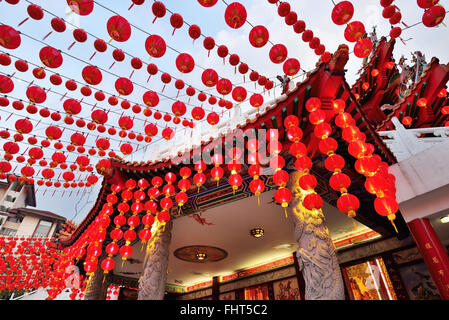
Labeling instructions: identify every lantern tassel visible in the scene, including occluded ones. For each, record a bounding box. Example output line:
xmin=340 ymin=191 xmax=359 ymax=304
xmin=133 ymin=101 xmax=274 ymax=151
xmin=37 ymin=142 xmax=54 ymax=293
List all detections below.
xmin=284 ymin=207 xmax=288 ymax=219
xmin=108 ymin=38 xmax=113 ymax=44
xmin=102 ymin=275 xmax=105 ymax=284
xmin=172 ymin=28 xmax=176 ymax=36
xmin=147 ymin=75 xmax=151 ymax=83
xmin=42 ymin=31 xmax=53 ymax=41
xmin=129 ymin=70 xmax=135 ymax=79
xmin=152 ymin=17 xmax=158 ymax=24
xmin=257 ymin=195 xmax=260 ymax=207
xmin=67 ymin=41 xmax=76 ymax=50
xmin=89 ymin=52 xmax=97 ymax=61
xmin=109 ymin=62 xmax=115 ymax=70
xmin=390 ymin=220 xmax=398 ymax=233
xmin=18 ymin=17 xmax=29 ymax=27
xmin=121 ymin=260 xmax=125 ymax=268
xmin=162 ymin=85 xmax=166 ymax=92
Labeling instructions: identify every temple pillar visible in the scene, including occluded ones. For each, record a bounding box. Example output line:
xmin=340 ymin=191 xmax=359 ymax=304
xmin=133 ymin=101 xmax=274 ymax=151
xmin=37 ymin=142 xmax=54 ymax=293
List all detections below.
xmin=137 ymin=221 xmax=173 ymax=300
xmin=408 ymin=218 xmax=449 ymax=300
xmin=287 ymin=171 xmax=345 ymax=300
xmin=84 ymin=259 xmax=104 ymax=300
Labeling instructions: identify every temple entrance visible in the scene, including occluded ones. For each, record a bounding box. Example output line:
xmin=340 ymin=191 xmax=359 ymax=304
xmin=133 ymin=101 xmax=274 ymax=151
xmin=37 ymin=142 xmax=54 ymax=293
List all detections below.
xmin=109 ymin=189 xmax=376 ymax=300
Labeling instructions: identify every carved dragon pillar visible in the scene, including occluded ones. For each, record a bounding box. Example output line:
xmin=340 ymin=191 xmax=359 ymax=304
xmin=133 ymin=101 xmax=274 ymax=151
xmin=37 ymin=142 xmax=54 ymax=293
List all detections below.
xmin=288 ymin=171 xmax=345 ymax=300
xmin=137 ymin=221 xmax=173 ymax=300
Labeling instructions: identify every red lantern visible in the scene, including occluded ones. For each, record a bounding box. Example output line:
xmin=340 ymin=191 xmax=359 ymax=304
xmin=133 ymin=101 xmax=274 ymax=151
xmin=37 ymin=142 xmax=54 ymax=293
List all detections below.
xmin=303 ymin=193 xmax=323 ymax=211
xmin=39 ymin=46 xmax=63 ymax=68
xmin=170 ymin=13 xmax=184 ymax=35
xmin=202 ymin=69 xmax=218 ymax=87
xmin=232 ymin=86 xmax=247 ymax=103
xmin=283 ymin=58 xmax=300 ymax=76
xmin=172 ymin=101 xmax=186 ymax=117
xmin=0 ymin=25 xmax=21 ymax=50
xmin=269 ymin=44 xmax=288 ymax=64
xmin=331 ymin=1 xmax=354 ymax=25
xmin=207 ymin=112 xmax=219 ymax=125
xmin=217 ymin=45 xmax=229 ymax=62
xmin=337 ymin=194 xmax=360 ymax=218
xmin=249 ymin=25 xmax=269 ymax=48
xmin=162 ymin=127 xmax=174 ymax=140
xmin=198 ymin=0 xmax=218 ymax=6
xmin=354 ymin=38 xmax=373 ymax=58
xmin=422 ymin=5 xmax=446 ymax=27
xmin=176 ymin=53 xmax=195 ymax=73
xmin=344 ymin=21 xmax=365 ymax=42
xmin=107 ymin=16 xmax=131 ymax=42
xmin=216 ymin=78 xmax=232 ymax=96
xmin=250 ymin=94 xmax=264 ymax=108
xmin=15 ymin=118 xmax=33 ymax=134
xmin=143 ymin=91 xmax=159 ymax=108
xmin=274 ymin=188 xmax=292 ymax=208
xmin=278 ymin=2 xmax=291 ymax=17
xmin=145 ymin=35 xmax=166 ymax=58
xmin=115 ymin=77 xmax=134 ymax=96
xmin=151 ymin=1 xmax=166 ymax=23
xmin=224 ymin=2 xmax=247 ymax=29
xmin=188 ymin=24 xmax=201 ymax=41
xmin=82 ymin=66 xmax=102 ymax=85
xmin=203 ymin=37 xmax=215 ymax=56
xmin=0 ymin=75 xmax=14 ymax=94
xmin=228 ymin=173 xmax=242 ymax=191
xmin=120 ymin=143 xmax=133 ymax=155
xmin=63 ymin=99 xmax=82 ymax=115
xmin=26 ymin=86 xmax=47 ymax=104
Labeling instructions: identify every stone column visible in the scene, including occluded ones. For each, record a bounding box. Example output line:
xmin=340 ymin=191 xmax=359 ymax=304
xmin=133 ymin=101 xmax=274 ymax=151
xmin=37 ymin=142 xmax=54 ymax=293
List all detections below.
xmin=84 ymin=259 xmax=104 ymax=300
xmin=137 ymin=221 xmax=173 ymax=300
xmin=408 ymin=218 xmax=449 ymax=300
xmin=287 ymin=171 xmax=345 ymax=300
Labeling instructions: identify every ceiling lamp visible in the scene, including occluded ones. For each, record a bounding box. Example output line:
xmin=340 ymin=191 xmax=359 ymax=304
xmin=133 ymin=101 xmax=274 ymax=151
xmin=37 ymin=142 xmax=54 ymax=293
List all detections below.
xmin=196 ymin=252 xmax=207 ymax=261
xmin=440 ymin=215 xmax=449 ymax=224
xmin=250 ymin=227 xmax=264 ymax=238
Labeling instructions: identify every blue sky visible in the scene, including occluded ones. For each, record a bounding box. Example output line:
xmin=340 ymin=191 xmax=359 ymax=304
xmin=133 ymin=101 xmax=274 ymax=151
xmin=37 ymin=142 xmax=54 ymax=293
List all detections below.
xmin=0 ymin=0 xmax=448 ymax=223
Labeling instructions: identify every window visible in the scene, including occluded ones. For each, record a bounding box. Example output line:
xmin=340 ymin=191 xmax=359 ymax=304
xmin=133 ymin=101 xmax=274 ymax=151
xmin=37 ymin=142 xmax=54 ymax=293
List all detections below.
xmin=33 ymin=220 xmax=52 ymax=238
xmin=0 ymin=227 xmax=17 ymax=236
xmin=5 ymin=195 xmax=16 ymax=202
xmin=10 ymin=180 xmax=23 ymax=192
xmin=6 ymin=216 xmax=23 ymax=224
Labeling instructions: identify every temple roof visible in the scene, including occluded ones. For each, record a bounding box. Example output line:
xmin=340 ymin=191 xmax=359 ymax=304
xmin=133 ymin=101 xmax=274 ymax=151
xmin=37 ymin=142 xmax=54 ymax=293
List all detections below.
xmin=60 ymin=46 xmax=409 ymax=247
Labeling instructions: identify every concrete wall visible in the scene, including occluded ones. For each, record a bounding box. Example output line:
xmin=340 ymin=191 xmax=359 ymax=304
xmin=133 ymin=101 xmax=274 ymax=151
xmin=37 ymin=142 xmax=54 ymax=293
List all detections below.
xmin=391 ymin=140 xmax=449 ymax=222
xmin=16 ymin=215 xmax=40 ymax=237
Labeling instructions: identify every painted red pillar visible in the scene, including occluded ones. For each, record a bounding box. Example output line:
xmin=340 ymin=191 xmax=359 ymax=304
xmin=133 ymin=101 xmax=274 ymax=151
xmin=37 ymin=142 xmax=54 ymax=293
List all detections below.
xmin=408 ymin=218 xmax=449 ymax=300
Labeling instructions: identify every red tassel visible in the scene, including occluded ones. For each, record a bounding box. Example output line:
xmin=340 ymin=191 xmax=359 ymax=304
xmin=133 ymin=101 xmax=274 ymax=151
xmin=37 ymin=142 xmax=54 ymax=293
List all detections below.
xmin=152 ymin=17 xmax=157 ymax=24
xmin=109 ymin=62 xmax=116 ymax=69
xmin=128 ymin=3 xmax=135 ymax=10
xmin=208 ymin=50 xmax=210 ymax=57
xmin=60 ymin=92 xmax=67 ymax=101
xmin=162 ymin=84 xmax=166 ymax=92
xmin=68 ymin=41 xmax=76 ymax=50
xmin=172 ymin=28 xmax=176 ymax=36
xmin=42 ymin=31 xmax=53 ymax=41
xmin=147 ymin=75 xmax=151 ymax=83
xmin=129 ymin=70 xmax=135 ymax=79
xmin=18 ymin=17 xmax=29 ymax=26
xmin=89 ymin=52 xmax=97 ymax=61
xmin=176 ymin=90 xmax=180 ymax=98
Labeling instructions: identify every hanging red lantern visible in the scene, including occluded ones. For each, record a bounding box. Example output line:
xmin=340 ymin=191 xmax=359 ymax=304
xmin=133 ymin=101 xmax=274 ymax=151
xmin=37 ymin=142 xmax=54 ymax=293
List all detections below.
xmin=250 ymin=94 xmax=264 ymax=109
xmin=191 ymin=107 xmax=205 ymax=120
xmin=224 ymin=2 xmax=247 ymax=29
xmin=283 ymin=58 xmax=300 ymax=76
xmin=203 ymin=37 xmax=215 ymax=56
xmin=162 ymin=127 xmax=174 ymax=140
xmin=207 ymin=112 xmax=219 ymax=125
xmin=217 ymin=45 xmax=229 ymax=63
xmin=172 ymin=101 xmax=186 ymax=117
xmin=82 ymin=66 xmax=102 ymax=85
xmin=71 ymin=132 xmax=86 ymax=146
xmin=89 ymin=39 xmax=107 ymax=60
xmin=63 ymin=99 xmax=82 ymax=115
xmin=143 ymin=91 xmax=159 ymax=108
xmin=118 ymin=116 xmax=133 ymax=130
xmin=422 ymin=5 xmax=446 ymax=27
xmin=0 ymin=25 xmax=21 ymax=50
xmin=198 ymin=0 xmax=218 ymax=6
xmin=115 ymin=77 xmax=134 ymax=96
xmin=67 ymin=0 xmax=94 ymax=16
xmin=68 ymin=28 xmax=87 ymax=50
xmin=0 ymin=75 xmax=14 ymax=94
xmin=337 ymin=194 xmax=360 ymax=218
xmin=269 ymin=44 xmax=288 ymax=64
xmin=331 ymin=1 xmax=354 ymax=25
xmin=170 ymin=13 xmax=184 ymax=35
xmin=216 ymin=78 xmax=232 ymax=96
xmin=274 ymin=188 xmax=292 ymax=209
xmin=151 ymin=1 xmax=166 ymax=23
xmin=354 ymin=38 xmax=373 ymax=58
xmin=277 ymin=2 xmax=291 ymax=17
xmin=232 ymin=86 xmax=247 ymax=103
xmin=189 ymin=24 xmax=201 ymax=41
xmin=120 ymin=143 xmax=133 ymax=155
xmin=344 ymin=21 xmax=365 ymax=42
xmin=176 ymin=53 xmax=195 ymax=73
xmin=107 ymin=16 xmax=131 ymax=42
xmin=145 ymin=35 xmax=166 ymax=58
xmin=39 ymin=46 xmax=63 ymax=69
xmin=202 ymin=69 xmax=218 ymax=87
xmin=303 ymin=193 xmax=323 ymax=211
